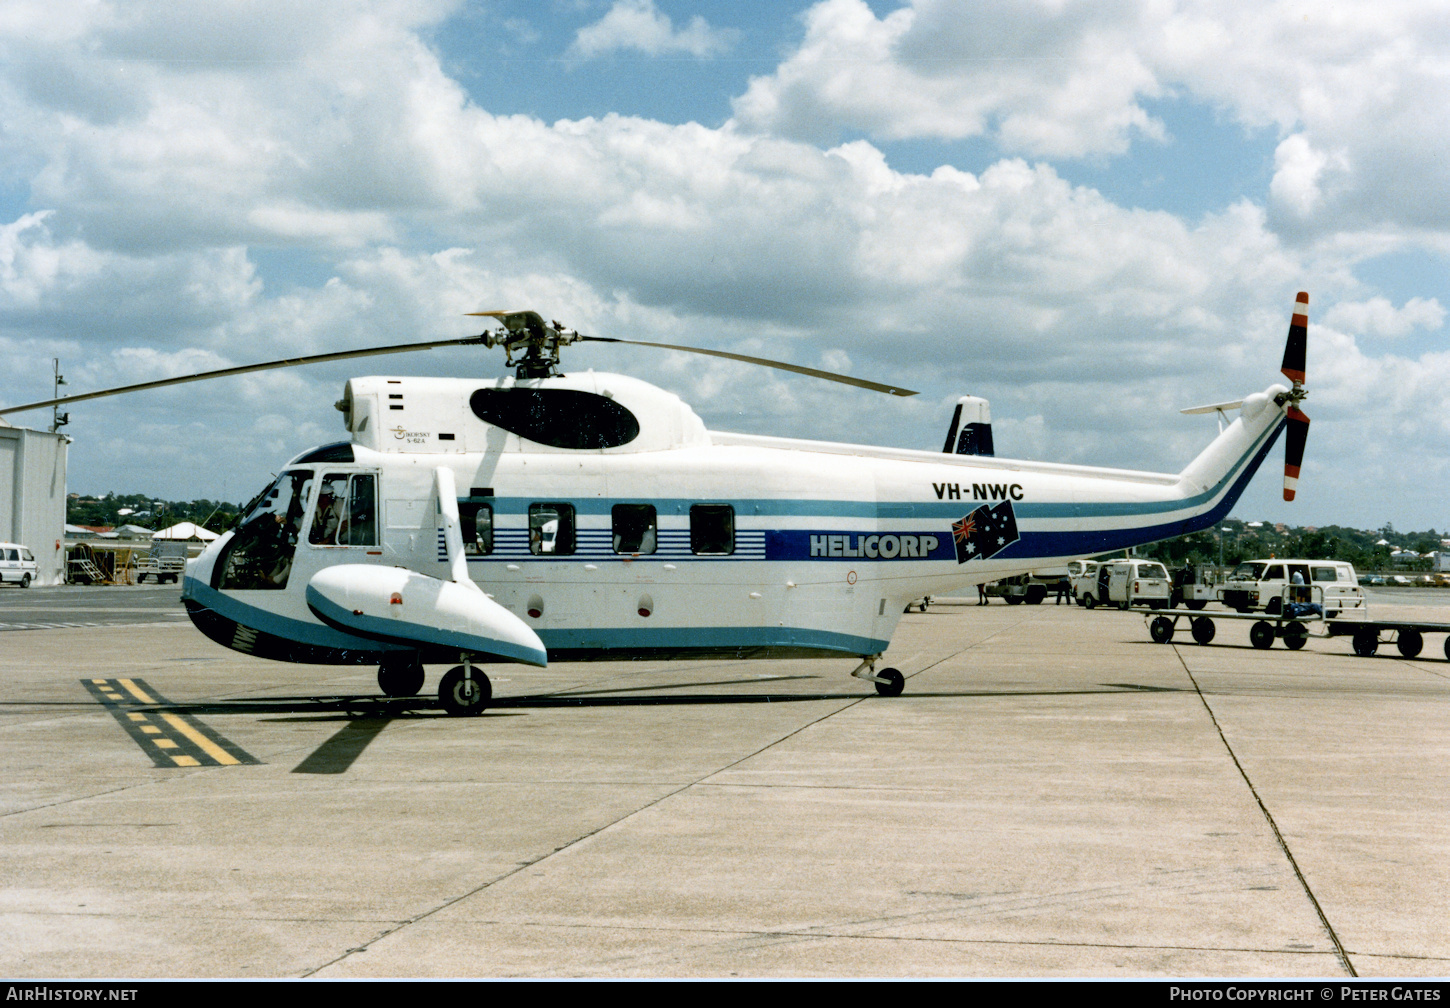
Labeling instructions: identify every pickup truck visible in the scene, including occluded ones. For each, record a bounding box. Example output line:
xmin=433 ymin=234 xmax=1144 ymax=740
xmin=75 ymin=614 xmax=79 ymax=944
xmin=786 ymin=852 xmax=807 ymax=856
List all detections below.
xmin=134 ymin=541 xmax=189 ymax=584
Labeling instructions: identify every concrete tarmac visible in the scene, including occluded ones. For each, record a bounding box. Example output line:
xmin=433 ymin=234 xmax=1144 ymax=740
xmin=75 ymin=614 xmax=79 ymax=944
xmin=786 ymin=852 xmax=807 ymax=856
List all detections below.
xmin=2 ymin=588 xmax=1448 ymax=979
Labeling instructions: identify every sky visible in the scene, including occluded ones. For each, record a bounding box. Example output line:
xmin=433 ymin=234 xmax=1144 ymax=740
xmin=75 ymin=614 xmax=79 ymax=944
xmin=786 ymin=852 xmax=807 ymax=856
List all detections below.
xmin=2 ymin=0 xmax=1447 ymax=532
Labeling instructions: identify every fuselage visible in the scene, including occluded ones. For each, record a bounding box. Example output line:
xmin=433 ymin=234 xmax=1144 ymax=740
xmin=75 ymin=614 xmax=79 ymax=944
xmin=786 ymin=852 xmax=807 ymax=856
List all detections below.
xmin=181 ymin=370 xmax=1287 ymax=667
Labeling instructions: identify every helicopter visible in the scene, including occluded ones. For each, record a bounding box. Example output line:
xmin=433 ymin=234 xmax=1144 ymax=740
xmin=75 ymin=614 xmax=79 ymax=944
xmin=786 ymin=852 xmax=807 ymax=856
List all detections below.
xmin=0 ymin=294 xmax=1312 ymax=715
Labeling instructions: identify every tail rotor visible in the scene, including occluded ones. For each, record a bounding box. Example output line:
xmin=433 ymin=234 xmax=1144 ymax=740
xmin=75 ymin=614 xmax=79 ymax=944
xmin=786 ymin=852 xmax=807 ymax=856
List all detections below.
xmin=1277 ymin=291 xmax=1310 ymax=501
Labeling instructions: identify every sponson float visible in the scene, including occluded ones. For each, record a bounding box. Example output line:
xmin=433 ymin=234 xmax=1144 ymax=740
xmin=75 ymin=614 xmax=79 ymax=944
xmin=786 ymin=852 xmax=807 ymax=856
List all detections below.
xmin=0 ymin=295 xmax=1313 ymax=714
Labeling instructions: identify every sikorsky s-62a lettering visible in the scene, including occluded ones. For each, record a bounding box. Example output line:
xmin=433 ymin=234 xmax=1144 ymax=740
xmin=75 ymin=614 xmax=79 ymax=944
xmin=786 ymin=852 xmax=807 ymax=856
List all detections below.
xmin=1 ymin=294 xmax=1312 ymax=714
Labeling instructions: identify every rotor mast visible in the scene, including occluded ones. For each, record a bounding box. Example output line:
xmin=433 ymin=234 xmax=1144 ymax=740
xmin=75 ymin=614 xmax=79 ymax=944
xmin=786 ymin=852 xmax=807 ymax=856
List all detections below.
xmin=467 ymin=310 xmax=581 ymax=379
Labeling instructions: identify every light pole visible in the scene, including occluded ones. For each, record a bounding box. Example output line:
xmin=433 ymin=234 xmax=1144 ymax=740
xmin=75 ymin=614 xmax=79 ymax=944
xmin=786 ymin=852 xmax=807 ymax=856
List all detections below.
xmin=49 ymin=359 xmax=69 ymax=434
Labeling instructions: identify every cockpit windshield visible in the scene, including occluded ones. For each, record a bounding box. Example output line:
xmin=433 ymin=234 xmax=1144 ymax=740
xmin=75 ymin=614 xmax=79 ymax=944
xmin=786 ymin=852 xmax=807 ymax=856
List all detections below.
xmin=214 ymin=470 xmax=314 ymax=590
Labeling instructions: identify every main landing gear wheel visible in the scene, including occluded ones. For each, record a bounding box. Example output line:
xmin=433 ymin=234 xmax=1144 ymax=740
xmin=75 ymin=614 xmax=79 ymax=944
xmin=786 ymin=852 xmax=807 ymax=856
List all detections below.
xmin=378 ymin=659 xmax=425 ymax=697
xmin=1397 ymin=630 xmax=1424 ymax=658
xmin=440 ymin=665 xmax=491 ymax=716
xmin=1191 ymin=617 xmax=1216 ymax=645
xmin=1352 ymin=628 xmax=1379 ymax=657
xmin=1283 ymin=621 xmax=1308 ymax=650
xmin=1150 ymin=616 xmax=1175 ymax=644
xmin=1249 ymin=621 xmax=1275 ymax=650
xmin=874 ymin=668 xmax=905 ymax=697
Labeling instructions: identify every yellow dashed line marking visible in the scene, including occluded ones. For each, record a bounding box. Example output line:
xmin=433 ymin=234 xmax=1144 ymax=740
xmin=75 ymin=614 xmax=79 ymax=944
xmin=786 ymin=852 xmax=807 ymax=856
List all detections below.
xmin=81 ymin=678 xmax=261 ymax=769
xmin=159 ymin=713 xmax=242 ymax=766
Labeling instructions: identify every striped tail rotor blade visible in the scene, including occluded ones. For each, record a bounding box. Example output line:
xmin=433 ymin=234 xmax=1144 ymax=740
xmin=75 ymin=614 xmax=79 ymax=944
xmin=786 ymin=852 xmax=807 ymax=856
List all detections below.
xmin=1282 ymin=290 xmax=1308 ymax=384
xmin=1283 ymin=406 xmax=1310 ymax=501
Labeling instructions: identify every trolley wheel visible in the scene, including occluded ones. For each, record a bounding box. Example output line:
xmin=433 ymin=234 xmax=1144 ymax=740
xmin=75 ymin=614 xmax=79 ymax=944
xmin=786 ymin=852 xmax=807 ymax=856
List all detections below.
xmin=1283 ymin=622 xmax=1308 ymax=650
xmin=1149 ymin=616 xmax=1175 ymax=644
xmin=1444 ymin=635 xmax=1450 ymax=662
xmin=1249 ymin=621 xmax=1275 ymax=650
xmin=1191 ymin=616 xmax=1216 ymax=645
xmin=1397 ymin=630 xmax=1424 ymax=658
xmin=1185 ymin=600 xmax=1207 ymax=611
xmin=873 ymin=668 xmax=905 ymax=697
xmin=1352 ymin=628 xmax=1379 ymax=657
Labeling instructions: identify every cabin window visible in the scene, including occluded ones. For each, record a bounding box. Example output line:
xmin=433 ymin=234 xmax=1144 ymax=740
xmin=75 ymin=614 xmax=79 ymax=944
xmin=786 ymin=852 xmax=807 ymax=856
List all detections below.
xmin=690 ymin=504 xmax=734 ymax=555
xmin=469 ymin=388 xmax=640 ymax=449
xmin=529 ymin=503 xmax=576 ymax=555
xmin=308 ymin=473 xmax=377 ymax=546
xmin=460 ymin=502 xmax=494 ymax=555
xmin=1264 ymin=564 xmax=1284 ymax=580
xmin=1311 ymin=566 xmax=1338 ymax=583
xmin=612 ymin=504 xmax=657 ymax=554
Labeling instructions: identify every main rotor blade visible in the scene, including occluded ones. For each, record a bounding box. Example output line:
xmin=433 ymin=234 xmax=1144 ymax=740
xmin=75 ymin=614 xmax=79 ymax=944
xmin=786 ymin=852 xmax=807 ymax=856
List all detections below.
xmin=0 ymin=336 xmax=489 ymax=416
xmin=580 ymin=336 xmax=918 ymax=397
xmin=1283 ymin=406 xmax=1310 ymax=501
xmin=1282 ymin=290 xmax=1308 ymax=384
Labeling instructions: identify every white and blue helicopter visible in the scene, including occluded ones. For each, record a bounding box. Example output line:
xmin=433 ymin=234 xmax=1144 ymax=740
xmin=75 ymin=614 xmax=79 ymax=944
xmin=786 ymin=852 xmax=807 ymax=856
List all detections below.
xmin=2 ymin=294 xmax=1312 ymax=714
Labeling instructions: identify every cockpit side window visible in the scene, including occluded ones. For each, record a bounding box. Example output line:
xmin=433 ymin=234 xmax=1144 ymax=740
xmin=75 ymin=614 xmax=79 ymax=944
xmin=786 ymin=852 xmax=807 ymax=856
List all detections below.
xmin=308 ymin=473 xmax=378 ymax=547
xmin=215 ymin=469 xmax=313 ymax=589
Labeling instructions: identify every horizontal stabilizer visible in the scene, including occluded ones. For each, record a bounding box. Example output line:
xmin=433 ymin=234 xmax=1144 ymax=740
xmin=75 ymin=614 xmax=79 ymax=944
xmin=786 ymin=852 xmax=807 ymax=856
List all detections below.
xmin=1181 ymin=399 xmax=1244 ymax=415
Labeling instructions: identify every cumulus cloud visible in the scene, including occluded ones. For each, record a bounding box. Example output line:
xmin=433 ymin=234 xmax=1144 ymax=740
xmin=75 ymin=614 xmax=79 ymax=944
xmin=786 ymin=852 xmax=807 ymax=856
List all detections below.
xmin=570 ymin=0 xmax=739 ymax=59
xmin=0 ymin=0 xmax=1447 ymax=527
xmin=733 ymin=0 xmax=1450 ymax=244
xmin=1321 ymin=296 xmax=1446 ymax=339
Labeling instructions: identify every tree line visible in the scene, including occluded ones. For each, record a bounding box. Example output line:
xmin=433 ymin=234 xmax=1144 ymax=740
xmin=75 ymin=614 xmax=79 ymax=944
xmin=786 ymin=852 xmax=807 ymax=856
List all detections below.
xmin=68 ymin=493 xmax=241 ymax=533
xmin=1134 ymin=521 xmax=1445 ymax=572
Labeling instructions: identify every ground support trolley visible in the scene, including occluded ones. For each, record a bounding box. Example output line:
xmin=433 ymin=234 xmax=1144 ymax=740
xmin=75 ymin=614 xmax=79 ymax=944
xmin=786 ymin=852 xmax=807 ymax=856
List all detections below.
xmin=1141 ymin=608 xmax=1322 ymax=650
xmin=1325 ymin=619 xmax=1450 ymax=660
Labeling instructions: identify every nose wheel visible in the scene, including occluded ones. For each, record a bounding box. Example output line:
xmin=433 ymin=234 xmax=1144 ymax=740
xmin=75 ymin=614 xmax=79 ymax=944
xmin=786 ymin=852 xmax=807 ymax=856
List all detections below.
xmin=850 ymin=656 xmax=906 ymax=696
xmin=440 ymin=664 xmax=491 ymax=716
xmin=873 ymin=668 xmax=905 ymax=696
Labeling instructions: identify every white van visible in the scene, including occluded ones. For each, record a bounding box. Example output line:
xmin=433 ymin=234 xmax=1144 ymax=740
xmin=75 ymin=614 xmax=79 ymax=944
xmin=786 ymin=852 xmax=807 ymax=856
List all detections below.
xmin=1080 ymin=558 xmax=1172 ymax=609
xmin=1218 ymin=559 xmax=1364 ymax=616
xmin=0 ymin=543 xmax=37 ymax=588
xmin=1068 ymin=560 xmax=1100 ymax=604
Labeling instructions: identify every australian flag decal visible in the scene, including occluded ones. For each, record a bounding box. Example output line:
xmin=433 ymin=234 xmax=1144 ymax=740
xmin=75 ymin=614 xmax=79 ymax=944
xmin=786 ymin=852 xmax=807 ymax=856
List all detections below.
xmin=951 ymin=501 xmax=1020 ymax=564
